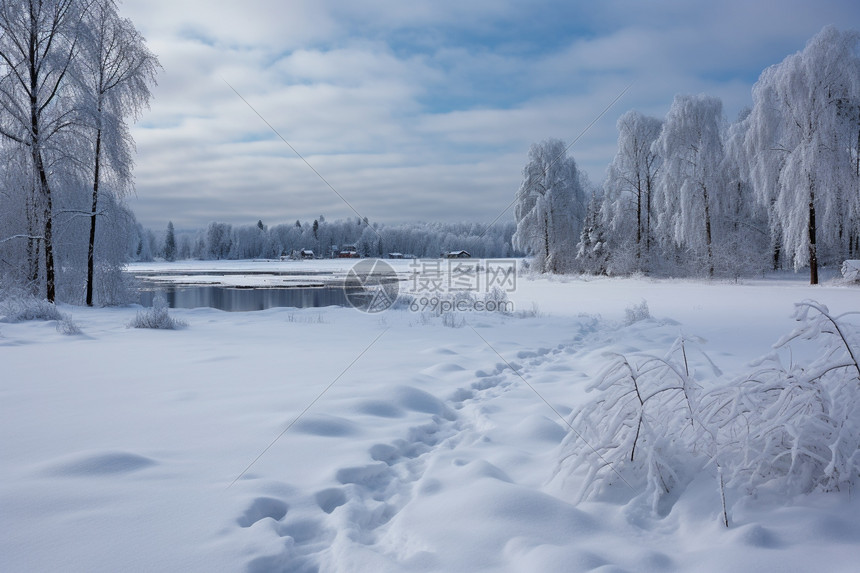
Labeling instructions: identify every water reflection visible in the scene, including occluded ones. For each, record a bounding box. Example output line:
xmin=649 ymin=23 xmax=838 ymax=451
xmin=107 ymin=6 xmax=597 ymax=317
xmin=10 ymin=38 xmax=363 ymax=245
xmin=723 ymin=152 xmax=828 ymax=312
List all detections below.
xmin=139 ymin=285 xmax=353 ymax=312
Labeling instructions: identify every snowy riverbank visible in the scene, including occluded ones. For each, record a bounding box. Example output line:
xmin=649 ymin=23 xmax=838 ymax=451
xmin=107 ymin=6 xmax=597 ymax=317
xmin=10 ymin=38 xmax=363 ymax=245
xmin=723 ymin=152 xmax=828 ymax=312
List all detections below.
xmin=2 ymin=268 xmax=858 ymax=572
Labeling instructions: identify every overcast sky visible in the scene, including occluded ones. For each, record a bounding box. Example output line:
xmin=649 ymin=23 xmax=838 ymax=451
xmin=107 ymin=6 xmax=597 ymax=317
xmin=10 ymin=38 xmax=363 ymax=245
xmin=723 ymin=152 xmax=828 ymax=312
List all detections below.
xmin=121 ymin=0 xmax=859 ymax=231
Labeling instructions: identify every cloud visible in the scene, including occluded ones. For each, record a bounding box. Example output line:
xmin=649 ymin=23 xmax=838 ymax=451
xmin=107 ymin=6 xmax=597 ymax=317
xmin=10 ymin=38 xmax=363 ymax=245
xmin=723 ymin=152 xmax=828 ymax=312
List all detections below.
xmin=122 ymin=0 xmax=860 ymax=230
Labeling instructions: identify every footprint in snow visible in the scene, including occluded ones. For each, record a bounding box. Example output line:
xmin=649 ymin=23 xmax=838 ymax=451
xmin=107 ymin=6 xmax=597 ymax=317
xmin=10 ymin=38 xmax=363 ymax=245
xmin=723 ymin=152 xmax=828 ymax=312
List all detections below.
xmin=369 ymin=443 xmax=400 ymax=465
xmin=353 ymin=399 xmax=405 ymax=418
xmin=335 ymin=463 xmax=393 ymax=490
xmin=237 ymin=497 xmax=288 ymax=527
xmin=292 ymin=414 xmax=359 ymax=437
xmin=393 ymin=385 xmax=456 ymax=420
xmin=314 ymin=488 xmax=348 ymax=514
xmin=43 ymin=451 xmax=156 ymax=477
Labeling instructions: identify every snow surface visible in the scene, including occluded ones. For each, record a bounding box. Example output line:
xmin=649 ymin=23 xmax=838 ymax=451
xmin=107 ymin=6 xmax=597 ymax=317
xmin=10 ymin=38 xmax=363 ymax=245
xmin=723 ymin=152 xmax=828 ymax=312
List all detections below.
xmin=2 ymin=263 xmax=859 ymax=572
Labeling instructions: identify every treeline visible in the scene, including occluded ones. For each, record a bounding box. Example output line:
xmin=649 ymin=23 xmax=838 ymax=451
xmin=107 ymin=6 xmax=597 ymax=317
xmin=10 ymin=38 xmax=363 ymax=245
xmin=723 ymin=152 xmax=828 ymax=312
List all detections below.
xmin=515 ymin=27 xmax=860 ymax=283
xmin=136 ymin=217 xmax=521 ymax=261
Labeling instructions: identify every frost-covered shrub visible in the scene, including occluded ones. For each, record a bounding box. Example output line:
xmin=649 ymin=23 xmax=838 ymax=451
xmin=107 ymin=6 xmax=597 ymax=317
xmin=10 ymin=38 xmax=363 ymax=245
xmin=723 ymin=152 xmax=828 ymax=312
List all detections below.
xmin=56 ymin=314 xmax=82 ymax=335
xmin=559 ymin=300 xmax=860 ymax=521
xmin=441 ymin=311 xmax=466 ymax=328
xmin=483 ymin=286 xmax=513 ymax=313
xmin=701 ymin=301 xmax=860 ymax=496
xmin=94 ymin=262 xmax=136 ymax=306
xmin=555 ymin=336 xmax=705 ymax=511
xmin=515 ymin=301 xmax=542 ymax=319
xmin=710 ymin=237 xmax=769 ymax=281
xmin=624 ymin=300 xmax=651 ymax=325
xmin=605 ymin=241 xmax=639 ymax=276
xmin=1 ymin=294 xmax=65 ymax=322
xmin=0 ymin=294 xmax=81 ymax=335
xmin=436 ymin=291 xmax=475 ymax=328
xmin=128 ymin=293 xmax=186 ymax=329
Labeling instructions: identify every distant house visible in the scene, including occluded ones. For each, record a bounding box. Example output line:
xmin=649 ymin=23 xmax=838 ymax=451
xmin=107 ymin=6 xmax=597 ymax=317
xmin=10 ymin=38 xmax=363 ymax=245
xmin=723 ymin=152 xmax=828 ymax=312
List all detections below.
xmin=388 ymin=252 xmax=404 ymax=259
xmin=300 ymin=249 xmax=315 ymax=259
xmin=444 ymin=250 xmax=471 ymax=259
xmin=338 ymin=245 xmax=359 ymax=258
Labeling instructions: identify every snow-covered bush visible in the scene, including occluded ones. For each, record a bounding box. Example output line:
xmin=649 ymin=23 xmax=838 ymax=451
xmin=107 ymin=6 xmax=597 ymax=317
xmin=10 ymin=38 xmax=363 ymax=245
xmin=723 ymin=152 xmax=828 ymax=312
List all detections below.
xmin=128 ymin=293 xmax=186 ymax=329
xmin=624 ymin=300 xmax=651 ymax=325
xmin=56 ymin=313 xmax=82 ymax=335
xmin=286 ymin=312 xmax=326 ymax=324
xmin=0 ymin=294 xmax=81 ymax=335
xmin=93 ymin=261 xmax=137 ymax=306
xmin=604 ymin=243 xmax=638 ymax=277
xmin=441 ymin=311 xmax=466 ymax=328
xmin=484 ymin=285 xmax=510 ymax=310
xmin=556 ymin=336 xmax=704 ymax=511
xmin=701 ymin=301 xmax=860 ymax=496
xmin=515 ymin=301 xmax=542 ymax=319
xmin=0 ymin=294 xmax=65 ymax=322
xmin=559 ymin=300 xmax=860 ymax=520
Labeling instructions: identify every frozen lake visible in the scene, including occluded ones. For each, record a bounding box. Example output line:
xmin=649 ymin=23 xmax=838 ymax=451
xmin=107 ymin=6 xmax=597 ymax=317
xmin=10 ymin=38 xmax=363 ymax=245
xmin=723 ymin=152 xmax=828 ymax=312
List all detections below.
xmin=137 ymin=284 xmax=354 ymax=311
xmin=130 ymin=259 xmax=404 ymax=311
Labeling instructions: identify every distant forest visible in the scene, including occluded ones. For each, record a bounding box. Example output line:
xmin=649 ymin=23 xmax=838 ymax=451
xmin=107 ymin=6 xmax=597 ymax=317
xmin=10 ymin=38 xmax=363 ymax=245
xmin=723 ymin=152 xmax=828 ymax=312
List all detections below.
xmin=136 ymin=218 xmax=522 ymax=262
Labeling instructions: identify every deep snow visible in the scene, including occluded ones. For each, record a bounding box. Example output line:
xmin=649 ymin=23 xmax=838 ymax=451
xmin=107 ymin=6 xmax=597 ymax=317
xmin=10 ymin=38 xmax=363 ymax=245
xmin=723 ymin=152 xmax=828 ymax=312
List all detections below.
xmin=2 ymin=261 xmax=859 ymax=572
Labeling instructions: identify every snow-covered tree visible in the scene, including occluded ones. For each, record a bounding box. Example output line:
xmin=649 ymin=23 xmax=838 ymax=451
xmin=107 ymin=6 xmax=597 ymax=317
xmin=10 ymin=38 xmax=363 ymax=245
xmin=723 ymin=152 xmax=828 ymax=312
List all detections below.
xmin=0 ymin=150 xmax=39 ymax=291
xmin=0 ymin=1 xmax=155 ymax=303
xmin=575 ymin=190 xmax=610 ymax=275
xmin=229 ymin=223 xmax=266 ymax=259
xmin=206 ymin=222 xmax=232 ymax=259
xmin=653 ymin=94 xmax=726 ymax=276
xmin=87 ymin=191 xmax=136 ymax=304
xmin=163 ymin=221 xmax=176 ymax=262
xmin=177 ymin=235 xmax=192 ymax=260
xmin=603 ymin=111 xmax=663 ymax=271
xmin=356 ymin=224 xmax=381 ymax=257
xmin=512 ymin=139 xmax=586 ymax=273
xmin=78 ymin=0 xmax=159 ymax=304
xmin=715 ymin=110 xmax=771 ymax=278
xmin=745 ymin=27 xmax=860 ymax=284
xmin=0 ymin=0 xmax=87 ymax=301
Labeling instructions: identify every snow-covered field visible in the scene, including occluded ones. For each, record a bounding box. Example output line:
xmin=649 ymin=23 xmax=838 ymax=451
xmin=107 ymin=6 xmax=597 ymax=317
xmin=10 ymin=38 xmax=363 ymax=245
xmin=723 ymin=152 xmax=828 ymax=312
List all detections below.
xmin=2 ymin=261 xmax=859 ymax=572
